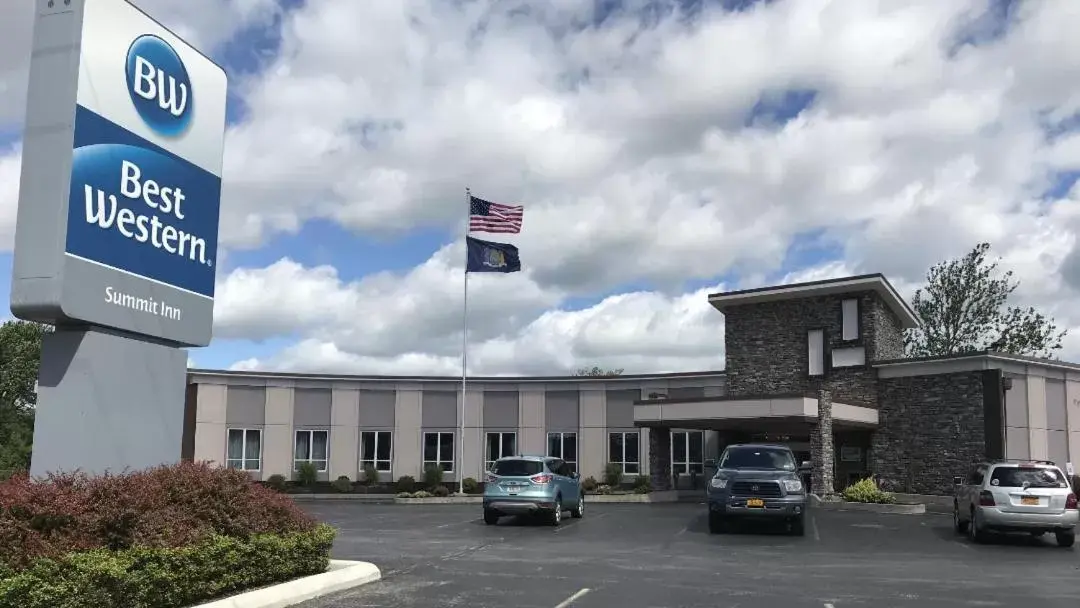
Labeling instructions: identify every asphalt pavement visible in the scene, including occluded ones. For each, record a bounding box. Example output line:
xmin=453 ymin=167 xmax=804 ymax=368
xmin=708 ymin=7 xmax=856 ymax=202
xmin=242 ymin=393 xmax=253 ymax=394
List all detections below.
xmin=297 ymin=500 xmax=1080 ymax=608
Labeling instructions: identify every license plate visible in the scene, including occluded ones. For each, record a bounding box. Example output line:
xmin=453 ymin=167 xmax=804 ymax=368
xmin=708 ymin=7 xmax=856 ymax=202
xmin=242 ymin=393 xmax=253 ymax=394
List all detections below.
xmin=1021 ymin=496 xmax=1039 ymax=506
xmin=746 ymin=498 xmax=765 ymax=508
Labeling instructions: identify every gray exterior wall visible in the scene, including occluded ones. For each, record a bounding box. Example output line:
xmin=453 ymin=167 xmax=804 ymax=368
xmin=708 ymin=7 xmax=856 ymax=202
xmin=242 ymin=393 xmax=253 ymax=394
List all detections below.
xmin=358 ymin=390 xmax=396 ymax=429
xmin=483 ymin=391 xmax=519 ymax=430
xmin=872 ymin=371 xmax=987 ymax=495
xmin=294 ymin=388 xmax=332 ymax=427
xmin=723 ymin=291 xmax=903 ymax=407
xmin=226 ymin=386 xmax=265 ymax=425
xmin=545 ymin=390 xmax=580 ymax=432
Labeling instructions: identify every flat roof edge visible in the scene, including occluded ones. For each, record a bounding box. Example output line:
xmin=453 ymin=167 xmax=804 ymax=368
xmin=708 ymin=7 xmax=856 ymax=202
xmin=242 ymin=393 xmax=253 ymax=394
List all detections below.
xmin=187 ymin=368 xmax=728 ymax=383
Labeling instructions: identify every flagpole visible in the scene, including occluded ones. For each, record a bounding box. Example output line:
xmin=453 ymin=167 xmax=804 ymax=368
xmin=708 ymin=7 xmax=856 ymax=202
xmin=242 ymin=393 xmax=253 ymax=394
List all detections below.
xmin=459 ymin=187 xmax=470 ymax=495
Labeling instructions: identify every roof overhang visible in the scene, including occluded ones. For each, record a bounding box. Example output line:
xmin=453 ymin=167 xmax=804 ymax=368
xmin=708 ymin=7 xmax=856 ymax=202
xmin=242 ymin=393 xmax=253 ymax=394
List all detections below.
xmin=633 ymin=397 xmax=878 ymax=429
xmin=707 ymin=273 xmax=920 ymax=330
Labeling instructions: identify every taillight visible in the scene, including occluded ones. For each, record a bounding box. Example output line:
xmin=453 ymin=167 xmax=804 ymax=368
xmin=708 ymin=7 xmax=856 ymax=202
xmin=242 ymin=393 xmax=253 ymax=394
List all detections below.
xmin=1066 ymin=493 xmax=1078 ymax=510
xmin=530 ymin=474 xmax=553 ymax=485
xmin=979 ymin=490 xmax=996 ymax=506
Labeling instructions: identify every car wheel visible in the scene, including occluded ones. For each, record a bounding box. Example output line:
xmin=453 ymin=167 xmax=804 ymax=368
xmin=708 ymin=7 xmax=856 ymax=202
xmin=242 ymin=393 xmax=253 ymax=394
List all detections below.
xmin=790 ymin=514 xmax=806 ymax=536
xmin=549 ymin=498 xmax=563 ymax=526
xmin=708 ymin=511 xmax=726 ymax=534
xmin=483 ymin=509 xmax=499 ymax=525
xmin=570 ymin=493 xmax=584 ymax=518
xmin=1055 ymin=530 xmax=1075 ymax=548
xmin=953 ymin=502 xmax=968 ymax=534
xmin=968 ymin=508 xmax=987 ymax=544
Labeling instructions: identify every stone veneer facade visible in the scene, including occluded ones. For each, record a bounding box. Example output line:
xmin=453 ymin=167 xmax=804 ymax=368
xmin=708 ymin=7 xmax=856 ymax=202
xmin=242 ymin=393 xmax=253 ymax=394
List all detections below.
xmin=871 ymin=371 xmax=988 ymax=495
xmin=723 ymin=291 xmax=905 ymax=406
xmin=810 ymin=390 xmax=835 ymax=495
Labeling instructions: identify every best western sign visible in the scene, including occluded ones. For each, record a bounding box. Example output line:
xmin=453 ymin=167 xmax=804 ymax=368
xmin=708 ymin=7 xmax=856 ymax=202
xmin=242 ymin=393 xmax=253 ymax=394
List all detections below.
xmin=10 ymin=0 xmax=227 ymax=347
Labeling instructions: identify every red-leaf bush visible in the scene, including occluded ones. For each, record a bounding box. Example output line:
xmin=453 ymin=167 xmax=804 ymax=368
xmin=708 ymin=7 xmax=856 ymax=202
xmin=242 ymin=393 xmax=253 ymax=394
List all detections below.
xmin=0 ymin=461 xmax=316 ymax=571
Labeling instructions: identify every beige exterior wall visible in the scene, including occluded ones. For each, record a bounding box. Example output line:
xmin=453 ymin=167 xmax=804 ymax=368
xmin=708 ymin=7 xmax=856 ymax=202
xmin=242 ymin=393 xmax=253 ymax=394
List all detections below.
xmin=329 ymin=388 xmax=360 ymax=480
xmin=460 ymin=388 xmax=483 ymax=482
xmin=578 ymin=388 xmax=606 ymax=480
xmin=262 ymin=387 xmax=295 ymax=479
xmin=393 ymin=385 xmax=423 ymax=479
xmin=193 ymin=383 xmax=226 ymax=465
xmin=189 ymin=370 xmax=732 ymax=485
xmin=518 ymin=387 xmax=546 ymax=457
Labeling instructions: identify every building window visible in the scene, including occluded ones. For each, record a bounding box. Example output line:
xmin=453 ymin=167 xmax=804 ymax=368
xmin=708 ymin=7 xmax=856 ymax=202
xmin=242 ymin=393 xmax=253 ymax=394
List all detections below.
xmin=294 ymin=429 xmax=329 ymax=472
xmin=671 ymin=430 xmax=704 ymax=475
xmin=226 ymin=428 xmax=261 ymax=471
xmin=842 ymin=299 xmax=859 ymax=341
xmin=808 ymin=329 xmax=824 ymax=376
xmin=360 ymin=431 xmax=393 ymax=473
xmin=485 ymin=432 xmax=517 ymax=470
xmin=609 ymin=431 xmax=640 ymax=475
xmin=547 ymin=432 xmax=578 ymax=474
xmin=423 ymin=431 xmax=455 ymax=472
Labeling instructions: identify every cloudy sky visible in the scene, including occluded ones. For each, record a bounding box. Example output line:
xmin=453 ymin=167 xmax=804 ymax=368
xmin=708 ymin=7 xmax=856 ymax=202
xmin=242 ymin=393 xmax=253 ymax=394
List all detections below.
xmin=1 ymin=0 xmax=1079 ymax=376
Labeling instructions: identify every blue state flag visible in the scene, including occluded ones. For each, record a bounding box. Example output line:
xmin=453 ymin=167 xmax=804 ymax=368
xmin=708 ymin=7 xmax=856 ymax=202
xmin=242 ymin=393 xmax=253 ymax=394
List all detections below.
xmin=466 ymin=236 xmax=521 ymax=274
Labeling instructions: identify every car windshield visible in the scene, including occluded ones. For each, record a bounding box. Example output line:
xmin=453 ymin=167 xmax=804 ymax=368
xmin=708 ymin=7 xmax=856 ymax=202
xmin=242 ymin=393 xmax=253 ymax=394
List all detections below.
xmin=990 ymin=466 xmax=1067 ymax=489
xmin=719 ymin=447 xmax=795 ymax=471
xmin=491 ymin=459 xmax=544 ymax=476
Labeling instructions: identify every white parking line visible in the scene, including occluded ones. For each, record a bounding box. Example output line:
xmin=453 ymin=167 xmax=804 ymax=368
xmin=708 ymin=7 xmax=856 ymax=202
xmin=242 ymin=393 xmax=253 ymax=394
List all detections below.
xmin=811 ymin=515 xmax=821 ymax=541
xmin=554 ymin=588 xmax=591 ymax=608
xmin=824 ymin=603 xmax=835 ymax=608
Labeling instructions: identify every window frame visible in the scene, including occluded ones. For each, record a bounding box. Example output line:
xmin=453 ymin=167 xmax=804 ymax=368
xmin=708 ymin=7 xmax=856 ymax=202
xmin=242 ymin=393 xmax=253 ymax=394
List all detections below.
xmin=422 ymin=431 xmax=456 ymax=474
xmin=807 ymin=328 xmax=826 ymax=377
xmin=670 ymin=430 xmax=705 ymax=476
xmin=608 ymin=431 xmax=641 ymax=475
xmin=293 ymin=429 xmax=329 ymax=472
xmin=226 ymin=427 xmax=262 ymax=471
xmin=841 ymin=298 xmax=860 ymax=341
xmin=360 ymin=430 xmax=393 ymax=473
xmin=485 ymin=431 xmax=518 ymax=471
xmin=546 ymin=431 xmax=578 ymax=474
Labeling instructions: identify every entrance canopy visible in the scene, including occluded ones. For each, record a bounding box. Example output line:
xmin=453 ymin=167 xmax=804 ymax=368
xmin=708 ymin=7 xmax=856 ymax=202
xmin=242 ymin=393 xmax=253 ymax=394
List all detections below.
xmin=633 ymin=396 xmax=878 ymax=430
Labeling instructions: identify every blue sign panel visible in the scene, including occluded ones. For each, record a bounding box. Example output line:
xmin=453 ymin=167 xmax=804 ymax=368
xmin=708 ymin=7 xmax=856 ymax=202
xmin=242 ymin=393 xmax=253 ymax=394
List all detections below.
xmin=65 ymin=106 xmax=220 ymax=298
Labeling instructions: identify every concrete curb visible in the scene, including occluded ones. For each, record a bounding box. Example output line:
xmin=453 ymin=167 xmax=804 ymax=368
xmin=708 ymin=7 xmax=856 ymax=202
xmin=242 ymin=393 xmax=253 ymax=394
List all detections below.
xmin=809 ymin=494 xmax=926 ymax=515
xmin=394 ymin=490 xmax=680 ymax=505
xmin=288 ymin=494 xmax=396 ymax=503
xmin=191 ymin=560 xmax=381 ymax=608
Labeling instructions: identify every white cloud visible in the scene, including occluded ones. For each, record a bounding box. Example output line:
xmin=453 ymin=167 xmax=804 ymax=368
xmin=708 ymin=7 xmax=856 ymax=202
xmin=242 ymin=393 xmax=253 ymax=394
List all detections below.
xmin=6 ymin=0 xmax=1080 ymax=373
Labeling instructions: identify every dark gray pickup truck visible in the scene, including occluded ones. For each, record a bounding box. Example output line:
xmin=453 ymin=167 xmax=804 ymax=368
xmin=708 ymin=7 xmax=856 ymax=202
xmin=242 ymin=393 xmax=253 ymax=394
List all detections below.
xmin=705 ymin=443 xmax=809 ymax=536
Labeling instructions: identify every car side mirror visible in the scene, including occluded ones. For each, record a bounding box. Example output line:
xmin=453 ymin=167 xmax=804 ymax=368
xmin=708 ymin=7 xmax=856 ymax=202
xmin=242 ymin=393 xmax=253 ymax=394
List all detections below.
xmin=953 ymin=476 xmax=963 ymax=486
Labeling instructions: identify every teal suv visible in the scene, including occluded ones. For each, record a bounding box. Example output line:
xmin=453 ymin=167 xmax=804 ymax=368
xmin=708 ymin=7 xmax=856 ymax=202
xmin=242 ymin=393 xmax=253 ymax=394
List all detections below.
xmin=483 ymin=456 xmax=584 ymax=526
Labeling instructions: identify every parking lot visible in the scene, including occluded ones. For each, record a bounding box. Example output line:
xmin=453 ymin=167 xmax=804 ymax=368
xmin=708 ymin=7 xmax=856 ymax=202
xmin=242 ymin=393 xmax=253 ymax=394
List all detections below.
xmin=298 ymin=502 xmax=1080 ymax=608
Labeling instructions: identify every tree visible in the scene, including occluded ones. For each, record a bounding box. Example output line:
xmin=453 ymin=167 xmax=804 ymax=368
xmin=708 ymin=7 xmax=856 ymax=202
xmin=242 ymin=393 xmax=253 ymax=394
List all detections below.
xmin=572 ymin=366 xmax=624 ymax=377
xmin=0 ymin=320 xmax=51 ymax=476
xmin=904 ymin=242 xmax=1067 ymax=359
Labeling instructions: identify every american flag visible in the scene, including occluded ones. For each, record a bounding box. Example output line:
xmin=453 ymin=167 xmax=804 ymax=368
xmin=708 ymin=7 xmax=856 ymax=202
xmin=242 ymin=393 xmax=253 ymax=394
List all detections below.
xmin=468 ymin=195 xmax=523 ymax=234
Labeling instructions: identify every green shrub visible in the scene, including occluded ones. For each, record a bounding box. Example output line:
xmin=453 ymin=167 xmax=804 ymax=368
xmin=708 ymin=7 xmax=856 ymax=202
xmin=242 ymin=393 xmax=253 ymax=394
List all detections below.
xmin=432 ymin=485 xmax=450 ymax=498
xmin=841 ymin=478 xmax=896 ymax=504
xmin=580 ymin=476 xmax=598 ymax=493
xmin=0 ymin=525 xmax=335 ymax=608
xmin=633 ymin=477 xmax=652 ymax=494
xmin=265 ymin=474 xmax=288 ymax=492
xmin=294 ymin=462 xmax=318 ymax=486
xmin=461 ymin=477 xmax=479 ymax=494
xmin=361 ymin=464 xmax=379 ymax=485
xmin=395 ymin=476 xmax=416 ymax=493
xmin=0 ymin=462 xmax=316 ymax=571
xmin=603 ymin=463 xmax=623 ymax=487
xmin=422 ymin=465 xmax=444 ymax=490
xmin=331 ymin=476 xmax=353 ymax=493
